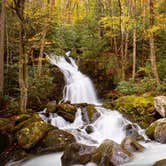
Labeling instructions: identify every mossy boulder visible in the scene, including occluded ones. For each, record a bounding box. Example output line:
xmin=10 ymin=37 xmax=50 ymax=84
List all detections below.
xmin=92 ymin=139 xmax=132 ymax=166
xmin=46 ymin=101 xmax=57 ymax=112
xmin=61 ymin=143 xmax=96 ymax=166
xmin=81 ymin=105 xmax=100 ymax=124
xmin=152 ymin=159 xmax=166 ymax=166
xmin=47 ymin=102 xmax=77 ymax=122
xmin=146 ymin=118 xmax=166 ymax=143
xmin=121 ymin=137 xmax=145 ymax=153
xmin=15 ymin=113 xmax=42 ymax=131
xmin=11 ymin=114 xmax=31 ymax=124
xmin=112 ymin=95 xmax=156 ymax=128
xmin=36 ymin=128 xmax=76 ymax=153
xmin=16 ymin=118 xmax=52 ymax=150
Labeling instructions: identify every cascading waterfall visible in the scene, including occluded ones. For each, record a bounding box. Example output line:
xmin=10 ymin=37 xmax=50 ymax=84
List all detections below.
xmin=46 ymin=53 xmax=147 ymax=145
xmin=47 ymin=53 xmax=99 ymax=105
xmin=22 ymin=53 xmax=166 ymax=166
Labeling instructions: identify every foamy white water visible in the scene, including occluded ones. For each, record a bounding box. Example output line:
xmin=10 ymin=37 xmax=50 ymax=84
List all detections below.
xmin=21 ymin=53 xmax=166 ymax=166
xmin=47 ymin=54 xmax=99 ymax=105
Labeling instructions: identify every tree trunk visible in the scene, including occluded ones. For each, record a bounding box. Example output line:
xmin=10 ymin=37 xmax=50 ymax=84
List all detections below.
xmin=132 ymin=0 xmax=136 ymax=80
xmin=149 ymin=0 xmax=160 ymax=84
xmin=38 ymin=0 xmax=54 ymax=76
xmin=13 ymin=0 xmax=28 ymax=112
xmin=118 ymin=0 xmax=125 ymax=80
xmin=132 ymin=28 xmax=136 ymax=79
xmin=0 ymin=0 xmax=6 ymax=94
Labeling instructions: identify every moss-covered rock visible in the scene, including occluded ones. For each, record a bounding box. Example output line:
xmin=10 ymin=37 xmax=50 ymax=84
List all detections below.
xmin=112 ymin=95 xmax=156 ymax=128
xmin=16 ymin=120 xmax=51 ymax=150
xmin=36 ymin=128 xmax=75 ymax=153
xmin=53 ymin=103 xmax=77 ymax=122
xmin=61 ymin=143 xmax=96 ymax=166
xmin=81 ymin=105 xmax=100 ymax=124
xmin=11 ymin=114 xmax=31 ymax=124
xmin=121 ymin=137 xmax=145 ymax=153
xmin=92 ymin=139 xmax=132 ymax=166
xmin=46 ymin=101 xmax=57 ymax=112
xmin=152 ymin=159 xmax=166 ymax=166
xmin=15 ymin=113 xmax=42 ymax=131
xmin=146 ymin=118 xmax=166 ymax=143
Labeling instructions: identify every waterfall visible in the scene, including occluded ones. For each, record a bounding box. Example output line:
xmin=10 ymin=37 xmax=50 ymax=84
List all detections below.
xmin=47 ymin=53 xmax=100 ymax=105
xmin=46 ymin=53 xmax=147 ymax=145
xmin=21 ymin=53 xmax=166 ymax=166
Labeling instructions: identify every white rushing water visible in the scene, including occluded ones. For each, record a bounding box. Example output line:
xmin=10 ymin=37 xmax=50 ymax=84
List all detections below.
xmin=47 ymin=52 xmax=100 ymax=105
xmin=21 ymin=53 xmax=166 ymax=166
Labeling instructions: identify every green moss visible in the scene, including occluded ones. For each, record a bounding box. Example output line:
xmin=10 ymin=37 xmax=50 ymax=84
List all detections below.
xmin=16 ymin=120 xmax=51 ymax=150
xmin=36 ymin=129 xmax=75 ymax=153
xmin=146 ymin=119 xmax=166 ymax=139
xmin=15 ymin=113 xmax=42 ymax=131
xmin=113 ymin=95 xmax=156 ymax=128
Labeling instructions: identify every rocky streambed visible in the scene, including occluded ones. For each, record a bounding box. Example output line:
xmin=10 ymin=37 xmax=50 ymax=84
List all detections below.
xmin=0 ymin=95 xmax=166 ymax=166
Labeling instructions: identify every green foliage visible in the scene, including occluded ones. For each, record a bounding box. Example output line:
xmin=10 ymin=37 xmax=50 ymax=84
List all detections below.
xmin=28 ymin=66 xmax=53 ymax=110
xmin=116 ymin=79 xmax=135 ymax=95
xmin=116 ymin=77 xmax=164 ymax=95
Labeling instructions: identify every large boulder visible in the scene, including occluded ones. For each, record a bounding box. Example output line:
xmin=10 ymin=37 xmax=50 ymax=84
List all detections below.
xmin=81 ymin=105 xmax=100 ymax=124
xmin=154 ymin=96 xmax=166 ymax=117
xmin=36 ymin=128 xmax=76 ymax=153
xmin=121 ymin=137 xmax=145 ymax=153
xmin=46 ymin=100 xmax=57 ymax=113
xmin=92 ymin=139 xmax=132 ymax=166
xmin=16 ymin=115 xmax=52 ymax=150
xmin=61 ymin=143 xmax=96 ymax=166
xmin=112 ymin=95 xmax=156 ymax=128
xmin=124 ymin=124 xmax=144 ymax=141
xmin=47 ymin=102 xmax=77 ymax=122
xmin=146 ymin=118 xmax=166 ymax=143
xmin=152 ymin=159 xmax=166 ymax=166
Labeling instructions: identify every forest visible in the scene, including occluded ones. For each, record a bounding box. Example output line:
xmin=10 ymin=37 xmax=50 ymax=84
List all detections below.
xmin=0 ymin=0 xmax=166 ymax=166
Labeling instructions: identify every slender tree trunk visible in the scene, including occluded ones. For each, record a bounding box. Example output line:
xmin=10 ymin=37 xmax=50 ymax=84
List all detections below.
xmin=149 ymin=0 xmax=160 ymax=84
xmin=19 ymin=21 xmax=28 ymax=113
xmin=132 ymin=0 xmax=136 ymax=79
xmin=13 ymin=0 xmax=28 ymax=112
xmin=118 ymin=0 xmax=125 ymax=80
xmin=38 ymin=0 xmax=54 ymax=76
xmin=0 ymin=0 xmax=6 ymax=94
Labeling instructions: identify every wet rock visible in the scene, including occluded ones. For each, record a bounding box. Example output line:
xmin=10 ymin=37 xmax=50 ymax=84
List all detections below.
xmin=36 ymin=128 xmax=76 ymax=153
xmin=121 ymin=137 xmax=145 ymax=153
xmin=11 ymin=114 xmax=31 ymax=124
xmin=92 ymin=139 xmax=132 ymax=166
xmin=15 ymin=113 xmax=43 ymax=131
xmin=154 ymin=96 xmax=166 ymax=117
xmin=146 ymin=118 xmax=166 ymax=143
xmin=112 ymin=95 xmax=156 ymax=128
xmin=46 ymin=101 xmax=57 ymax=112
xmin=53 ymin=103 xmax=77 ymax=122
xmin=154 ymin=122 xmax=166 ymax=143
xmin=81 ymin=105 xmax=100 ymax=124
xmin=124 ymin=124 xmax=144 ymax=141
xmin=152 ymin=159 xmax=166 ymax=166
xmin=85 ymin=125 xmax=94 ymax=134
xmin=16 ymin=120 xmax=51 ymax=150
xmin=61 ymin=143 xmax=96 ymax=166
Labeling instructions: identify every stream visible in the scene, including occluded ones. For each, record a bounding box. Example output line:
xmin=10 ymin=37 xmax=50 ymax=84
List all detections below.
xmin=19 ymin=53 xmax=166 ymax=166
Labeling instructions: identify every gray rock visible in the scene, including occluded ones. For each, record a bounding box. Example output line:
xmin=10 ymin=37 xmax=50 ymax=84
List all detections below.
xmin=154 ymin=96 xmax=166 ymax=117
